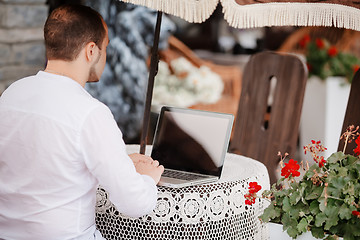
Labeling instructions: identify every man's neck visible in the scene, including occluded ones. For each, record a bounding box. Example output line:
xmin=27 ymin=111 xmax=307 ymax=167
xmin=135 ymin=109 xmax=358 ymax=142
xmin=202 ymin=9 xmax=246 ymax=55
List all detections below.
xmin=45 ymin=60 xmax=87 ymax=87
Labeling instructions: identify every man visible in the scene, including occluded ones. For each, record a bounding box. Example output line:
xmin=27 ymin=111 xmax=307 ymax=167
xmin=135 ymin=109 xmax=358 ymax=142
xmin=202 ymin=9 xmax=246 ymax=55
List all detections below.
xmin=0 ymin=4 xmax=163 ymax=240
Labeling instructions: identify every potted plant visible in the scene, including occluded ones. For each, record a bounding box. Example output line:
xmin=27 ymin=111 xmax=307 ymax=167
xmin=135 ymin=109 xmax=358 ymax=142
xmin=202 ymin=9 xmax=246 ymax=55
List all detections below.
xmin=299 ymin=35 xmax=360 ymax=161
xmin=245 ymin=125 xmax=360 ymax=240
xmin=301 ymin=35 xmax=360 ymax=82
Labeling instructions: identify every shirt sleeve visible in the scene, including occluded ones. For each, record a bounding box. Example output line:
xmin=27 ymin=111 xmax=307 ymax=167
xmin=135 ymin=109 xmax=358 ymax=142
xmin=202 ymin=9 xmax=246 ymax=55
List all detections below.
xmin=79 ymin=104 xmax=158 ymax=218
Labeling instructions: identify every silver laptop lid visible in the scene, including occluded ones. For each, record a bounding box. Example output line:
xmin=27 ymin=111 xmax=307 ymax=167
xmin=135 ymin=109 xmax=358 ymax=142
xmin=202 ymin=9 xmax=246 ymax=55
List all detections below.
xmin=151 ymin=106 xmax=234 ymax=177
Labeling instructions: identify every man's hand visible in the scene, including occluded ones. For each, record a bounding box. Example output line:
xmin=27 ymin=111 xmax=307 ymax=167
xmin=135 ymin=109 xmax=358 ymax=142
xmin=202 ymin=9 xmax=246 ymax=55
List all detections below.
xmin=129 ymin=153 xmax=164 ymax=184
xmin=129 ymin=153 xmax=153 ymax=165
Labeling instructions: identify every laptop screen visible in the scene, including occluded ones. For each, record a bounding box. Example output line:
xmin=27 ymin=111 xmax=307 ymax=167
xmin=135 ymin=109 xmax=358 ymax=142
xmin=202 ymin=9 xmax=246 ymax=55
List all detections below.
xmin=151 ymin=106 xmax=234 ymax=177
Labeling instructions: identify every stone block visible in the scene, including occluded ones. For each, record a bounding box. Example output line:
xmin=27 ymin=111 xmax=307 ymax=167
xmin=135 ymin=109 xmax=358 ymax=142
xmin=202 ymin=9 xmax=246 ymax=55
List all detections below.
xmin=0 ymin=4 xmax=48 ymax=28
xmin=25 ymin=43 xmax=46 ymax=66
xmin=0 ymin=65 xmax=41 ymax=82
xmin=0 ymin=6 xmax=5 ymax=27
xmin=0 ymin=28 xmax=44 ymax=43
xmin=0 ymin=0 xmax=46 ymax=3
xmin=0 ymin=79 xmax=15 ymax=96
xmin=12 ymin=42 xmax=46 ymax=66
xmin=0 ymin=43 xmax=11 ymax=66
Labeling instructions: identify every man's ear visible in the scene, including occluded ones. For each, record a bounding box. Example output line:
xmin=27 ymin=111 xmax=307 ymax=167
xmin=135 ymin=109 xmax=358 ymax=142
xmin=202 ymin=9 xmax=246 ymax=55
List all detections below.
xmin=85 ymin=42 xmax=98 ymax=63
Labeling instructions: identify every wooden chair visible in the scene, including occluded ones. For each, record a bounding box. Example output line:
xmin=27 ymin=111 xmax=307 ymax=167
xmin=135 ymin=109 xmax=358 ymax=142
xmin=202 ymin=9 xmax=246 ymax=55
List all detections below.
xmin=337 ymin=69 xmax=360 ymax=154
xmin=229 ymin=51 xmax=308 ymax=184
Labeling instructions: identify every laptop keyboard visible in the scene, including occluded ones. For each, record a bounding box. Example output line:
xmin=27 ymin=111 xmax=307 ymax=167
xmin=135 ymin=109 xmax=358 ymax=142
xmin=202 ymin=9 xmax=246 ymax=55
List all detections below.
xmin=162 ymin=169 xmax=206 ymax=181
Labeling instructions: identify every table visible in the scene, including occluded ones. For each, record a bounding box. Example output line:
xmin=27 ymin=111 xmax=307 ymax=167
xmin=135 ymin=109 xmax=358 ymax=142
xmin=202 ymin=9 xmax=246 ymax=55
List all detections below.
xmin=95 ymin=145 xmax=270 ymax=240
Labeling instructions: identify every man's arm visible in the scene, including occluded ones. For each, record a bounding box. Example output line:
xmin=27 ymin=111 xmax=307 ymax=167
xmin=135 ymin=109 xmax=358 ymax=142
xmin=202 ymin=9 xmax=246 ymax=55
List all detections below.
xmin=80 ymin=104 xmax=162 ymax=217
xmin=129 ymin=153 xmax=164 ymax=184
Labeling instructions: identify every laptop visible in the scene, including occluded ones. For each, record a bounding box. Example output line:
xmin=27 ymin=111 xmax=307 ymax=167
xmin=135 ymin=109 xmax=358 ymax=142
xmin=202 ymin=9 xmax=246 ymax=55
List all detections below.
xmin=151 ymin=106 xmax=234 ymax=188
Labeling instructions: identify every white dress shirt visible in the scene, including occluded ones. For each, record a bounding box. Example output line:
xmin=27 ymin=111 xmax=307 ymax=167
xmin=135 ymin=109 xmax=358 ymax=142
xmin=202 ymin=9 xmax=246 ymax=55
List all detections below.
xmin=0 ymin=71 xmax=158 ymax=240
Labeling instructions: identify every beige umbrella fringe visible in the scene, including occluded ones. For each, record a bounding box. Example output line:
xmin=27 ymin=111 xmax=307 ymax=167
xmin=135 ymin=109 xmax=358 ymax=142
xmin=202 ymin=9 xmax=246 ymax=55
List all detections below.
xmin=121 ymin=0 xmax=360 ymax=31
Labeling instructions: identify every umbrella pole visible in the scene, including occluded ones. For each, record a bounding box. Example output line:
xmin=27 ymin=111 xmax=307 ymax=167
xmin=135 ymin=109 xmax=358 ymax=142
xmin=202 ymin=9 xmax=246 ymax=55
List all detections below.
xmin=139 ymin=11 xmax=163 ymax=154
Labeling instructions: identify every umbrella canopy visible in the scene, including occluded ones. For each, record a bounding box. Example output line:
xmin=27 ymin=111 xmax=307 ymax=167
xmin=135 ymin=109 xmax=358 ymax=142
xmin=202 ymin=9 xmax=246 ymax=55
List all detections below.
xmin=118 ymin=0 xmax=360 ymax=153
xmin=121 ymin=0 xmax=360 ymax=30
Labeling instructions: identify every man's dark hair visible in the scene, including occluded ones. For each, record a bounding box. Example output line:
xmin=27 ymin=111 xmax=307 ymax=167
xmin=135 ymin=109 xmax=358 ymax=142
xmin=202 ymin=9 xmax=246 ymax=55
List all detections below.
xmin=44 ymin=4 xmax=106 ymax=61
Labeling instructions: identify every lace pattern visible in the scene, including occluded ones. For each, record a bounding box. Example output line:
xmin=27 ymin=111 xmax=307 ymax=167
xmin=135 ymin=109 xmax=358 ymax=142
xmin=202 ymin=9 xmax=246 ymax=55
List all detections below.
xmin=96 ymin=146 xmax=270 ymax=239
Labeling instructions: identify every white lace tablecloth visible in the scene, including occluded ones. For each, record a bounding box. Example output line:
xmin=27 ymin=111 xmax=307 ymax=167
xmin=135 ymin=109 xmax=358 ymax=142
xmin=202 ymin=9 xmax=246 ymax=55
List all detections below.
xmin=95 ymin=145 xmax=270 ymax=240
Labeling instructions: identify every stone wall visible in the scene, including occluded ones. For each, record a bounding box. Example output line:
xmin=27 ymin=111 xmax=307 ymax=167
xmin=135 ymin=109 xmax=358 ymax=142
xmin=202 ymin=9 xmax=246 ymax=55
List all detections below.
xmin=0 ymin=0 xmax=48 ymax=94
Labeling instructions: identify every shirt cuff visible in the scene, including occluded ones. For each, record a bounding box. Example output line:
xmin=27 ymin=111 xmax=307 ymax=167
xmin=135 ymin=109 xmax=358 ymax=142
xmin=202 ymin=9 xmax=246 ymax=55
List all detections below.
xmin=141 ymin=174 xmax=157 ymax=187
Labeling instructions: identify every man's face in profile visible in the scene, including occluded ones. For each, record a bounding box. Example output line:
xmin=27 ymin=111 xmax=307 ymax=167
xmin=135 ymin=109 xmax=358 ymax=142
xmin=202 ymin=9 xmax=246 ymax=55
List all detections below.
xmin=88 ymin=22 xmax=109 ymax=83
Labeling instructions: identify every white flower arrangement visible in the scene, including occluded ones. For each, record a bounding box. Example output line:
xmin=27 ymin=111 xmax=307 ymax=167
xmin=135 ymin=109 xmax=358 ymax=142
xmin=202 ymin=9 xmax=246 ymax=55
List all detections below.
xmin=152 ymin=57 xmax=224 ymax=109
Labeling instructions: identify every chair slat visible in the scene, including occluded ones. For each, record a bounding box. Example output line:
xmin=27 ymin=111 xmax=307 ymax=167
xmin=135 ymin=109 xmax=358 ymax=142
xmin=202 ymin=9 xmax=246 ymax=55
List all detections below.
xmin=230 ymin=51 xmax=307 ymax=184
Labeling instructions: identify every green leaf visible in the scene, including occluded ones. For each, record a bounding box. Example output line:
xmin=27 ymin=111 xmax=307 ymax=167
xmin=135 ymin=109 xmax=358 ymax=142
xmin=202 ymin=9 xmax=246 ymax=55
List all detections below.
xmin=305 ymin=164 xmax=320 ymax=178
xmin=290 ymin=191 xmax=301 ymax=205
xmin=327 ymin=152 xmax=346 ymax=164
xmin=344 ymin=155 xmax=358 ymax=165
xmin=261 ymin=189 xmax=272 ymax=198
xmin=274 ymin=187 xmax=287 ymax=199
xmin=344 ymin=195 xmax=355 ymax=205
xmin=315 ymin=212 xmax=327 ymax=227
xmin=343 ymin=183 xmax=355 ymax=196
xmin=327 ymin=177 xmax=347 ymax=196
xmin=337 ymin=167 xmax=348 ymax=177
xmin=342 ymin=223 xmax=360 ymax=240
xmin=297 ymin=217 xmax=308 ymax=233
xmin=318 ymin=196 xmax=327 ymax=212
xmin=349 ymin=166 xmax=360 ymax=180
xmin=310 ymin=226 xmax=325 ymax=239
xmin=324 ymin=206 xmax=339 ymax=230
xmin=305 ymin=215 xmax=314 ymax=223
xmin=286 ymin=226 xmax=299 ymax=239
xmin=259 ymin=203 xmax=281 ymax=222
xmin=354 ymin=183 xmax=360 ymax=197
xmin=290 ymin=180 xmax=300 ymax=189
xmin=333 ymin=220 xmax=360 ymax=239
xmin=305 ymin=185 xmax=324 ymax=200
xmin=282 ymin=197 xmax=291 ymax=212
xmin=339 ymin=203 xmax=353 ymax=220
xmin=288 ymin=204 xmax=303 ymax=219
xmin=282 ymin=213 xmax=299 ymax=236
xmin=310 ymin=200 xmax=321 ymax=215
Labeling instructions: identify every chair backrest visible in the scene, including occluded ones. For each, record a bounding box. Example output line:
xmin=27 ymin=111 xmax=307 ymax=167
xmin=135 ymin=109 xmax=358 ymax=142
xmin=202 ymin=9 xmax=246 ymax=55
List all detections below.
xmin=229 ymin=51 xmax=308 ymax=184
xmin=337 ymin=70 xmax=360 ymax=154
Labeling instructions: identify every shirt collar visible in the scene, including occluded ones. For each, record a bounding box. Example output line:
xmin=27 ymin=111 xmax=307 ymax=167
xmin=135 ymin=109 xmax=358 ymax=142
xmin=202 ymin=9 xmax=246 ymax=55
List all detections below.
xmin=37 ymin=71 xmax=93 ymax=97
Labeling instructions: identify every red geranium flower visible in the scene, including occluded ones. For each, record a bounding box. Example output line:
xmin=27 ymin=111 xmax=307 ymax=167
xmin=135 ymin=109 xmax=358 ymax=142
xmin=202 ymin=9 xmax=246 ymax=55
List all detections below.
xmin=245 ymin=198 xmax=255 ymax=205
xmin=318 ymin=157 xmax=326 ymax=168
xmin=306 ymin=63 xmax=312 ymax=72
xmin=299 ymin=34 xmax=311 ymax=48
xmin=327 ymin=46 xmax=338 ymax=57
xmin=244 ymin=193 xmax=256 ymax=205
xmin=248 ymin=182 xmax=262 ymax=194
xmin=315 ymin=38 xmax=325 ymax=49
xmin=354 ymin=135 xmax=360 ymax=156
xmin=352 ymin=211 xmax=360 ymax=217
xmin=245 ymin=182 xmax=262 ymax=205
xmin=281 ymin=159 xmax=300 ymax=178
xmin=353 ymin=64 xmax=360 ymax=74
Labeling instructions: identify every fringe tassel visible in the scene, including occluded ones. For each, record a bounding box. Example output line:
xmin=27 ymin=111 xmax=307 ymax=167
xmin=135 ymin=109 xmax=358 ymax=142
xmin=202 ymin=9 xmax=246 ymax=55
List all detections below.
xmin=120 ymin=0 xmax=219 ymax=23
xmin=220 ymin=1 xmax=360 ymax=31
xmin=120 ymin=0 xmax=360 ymax=30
